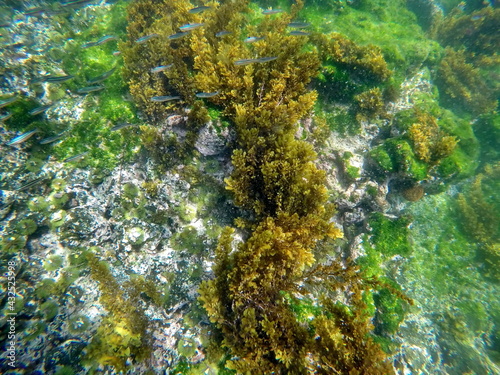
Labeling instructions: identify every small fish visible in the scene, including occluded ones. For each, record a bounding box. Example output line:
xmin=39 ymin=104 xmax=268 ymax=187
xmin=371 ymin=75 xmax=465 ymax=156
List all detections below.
xmin=195 ymin=91 xmax=219 ymax=98
xmin=24 ymin=7 xmax=48 ymax=17
xmin=0 ymin=96 xmax=18 ymax=108
xmin=39 ymin=132 xmax=66 ymax=144
xmin=76 ymin=85 xmax=105 ymax=94
xmin=29 ymin=104 xmax=53 ymax=116
xmin=0 ymin=112 xmax=12 ymax=122
xmin=0 ymin=23 xmax=11 ymax=28
xmin=471 ymin=14 xmax=486 ymax=21
xmin=135 ymin=33 xmax=159 ymax=44
xmin=94 ymin=35 xmax=117 ymax=46
xmin=234 ymin=58 xmax=260 ymax=66
xmin=287 ymin=22 xmax=311 ymax=28
xmin=46 ymin=9 xmax=68 ymax=16
xmin=244 ymin=36 xmax=264 ymax=43
xmin=6 ymin=128 xmax=39 ymax=146
xmin=179 ymin=23 xmax=204 ymax=31
xmin=81 ymin=41 xmax=97 ymax=49
xmin=168 ymin=32 xmax=190 ymax=40
xmin=289 ymin=30 xmax=310 ymax=36
xmin=60 ymin=0 xmax=95 ymax=8
xmin=87 ymin=67 xmax=116 ymax=84
xmin=111 ymin=122 xmax=136 ymax=131
xmin=150 ymin=95 xmax=181 ymax=102
xmin=151 ymin=64 xmax=173 ymax=73
xmin=44 ymin=75 xmax=74 ymax=83
xmin=82 ymin=35 xmax=116 ymax=48
xmin=63 ymin=151 xmax=88 ymax=163
xmin=257 ymin=56 xmax=278 ymax=63
xmin=112 ymin=50 xmax=121 ymax=56
xmin=17 ymin=176 xmax=47 ymax=192
xmin=215 ymin=30 xmax=232 ymax=37
xmin=262 ymin=9 xmax=283 ymax=15
xmin=189 ymin=6 xmax=211 ymax=14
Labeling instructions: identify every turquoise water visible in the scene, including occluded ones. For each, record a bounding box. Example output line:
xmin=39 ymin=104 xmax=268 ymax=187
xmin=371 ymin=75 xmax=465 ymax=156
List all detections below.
xmin=0 ymin=0 xmax=498 ymax=374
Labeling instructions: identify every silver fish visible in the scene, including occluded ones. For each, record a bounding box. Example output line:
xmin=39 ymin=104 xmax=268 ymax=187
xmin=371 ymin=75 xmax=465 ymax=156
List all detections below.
xmin=24 ymin=7 xmax=48 ymax=17
xmin=168 ymin=32 xmax=190 ymax=40
xmin=76 ymin=85 xmax=105 ymax=94
xmin=215 ymin=30 xmax=232 ymax=37
xmin=0 ymin=112 xmax=12 ymax=122
xmin=195 ymin=91 xmax=219 ymax=98
xmin=287 ymin=22 xmax=311 ymax=28
xmin=135 ymin=33 xmax=159 ymax=44
xmin=82 ymin=36 xmax=116 ymax=49
xmin=39 ymin=132 xmax=66 ymax=144
xmin=289 ymin=30 xmax=310 ymax=36
xmin=244 ymin=36 xmax=264 ymax=43
xmin=234 ymin=58 xmax=260 ymax=66
xmin=29 ymin=104 xmax=53 ymax=116
xmin=0 ymin=97 xmax=18 ymax=108
xmin=81 ymin=41 xmax=97 ymax=49
xmin=189 ymin=6 xmax=211 ymax=14
xmin=111 ymin=122 xmax=136 ymax=131
xmin=257 ymin=56 xmax=278 ymax=63
xmin=262 ymin=9 xmax=283 ymax=15
xmin=112 ymin=50 xmax=121 ymax=56
xmin=95 ymin=35 xmax=117 ymax=46
xmin=60 ymin=0 xmax=96 ymax=8
xmin=151 ymin=64 xmax=173 ymax=73
xmin=87 ymin=67 xmax=116 ymax=84
xmin=150 ymin=95 xmax=181 ymax=102
xmin=6 ymin=128 xmax=39 ymax=146
xmin=17 ymin=176 xmax=47 ymax=191
xmin=179 ymin=23 xmax=204 ymax=31
xmin=44 ymin=75 xmax=74 ymax=83
xmin=471 ymin=14 xmax=486 ymax=21
xmin=63 ymin=151 xmax=88 ymax=163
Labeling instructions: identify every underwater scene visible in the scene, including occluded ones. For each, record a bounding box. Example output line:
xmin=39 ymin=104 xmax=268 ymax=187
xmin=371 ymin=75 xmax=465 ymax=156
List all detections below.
xmin=0 ymin=0 xmax=498 ymax=374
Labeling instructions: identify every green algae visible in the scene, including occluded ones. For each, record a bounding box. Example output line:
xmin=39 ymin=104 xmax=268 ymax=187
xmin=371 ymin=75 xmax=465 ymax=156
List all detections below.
xmin=402 ymin=190 xmax=500 ymax=373
xmin=171 ymin=226 xmax=206 ymax=255
xmin=36 ymin=0 xmax=142 ymax=171
xmin=40 ymin=299 xmax=60 ymax=321
xmin=304 ymin=0 xmax=442 ymax=81
xmin=369 ymin=89 xmax=480 ymax=184
xmin=369 ymin=213 xmax=412 ymax=257
xmin=43 ymin=255 xmax=64 ymax=272
xmin=15 ymin=218 xmax=37 ymax=236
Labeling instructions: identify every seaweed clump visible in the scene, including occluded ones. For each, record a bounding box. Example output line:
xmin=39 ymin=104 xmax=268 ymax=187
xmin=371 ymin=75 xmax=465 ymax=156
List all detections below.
xmin=457 ymin=164 xmax=500 ymax=280
xmin=436 ymin=6 xmax=500 ymax=56
xmin=368 ymin=106 xmax=466 ymax=185
xmin=436 ymin=48 xmax=497 ymax=116
xmin=124 ymin=0 xmax=398 ymax=372
xmin=433 ymin=7 xmax=500 ymax=116
xmin=84 ymin=253 xmax=150 ymax=371
xmin=407 ymin=112 xmax=458 ymax=165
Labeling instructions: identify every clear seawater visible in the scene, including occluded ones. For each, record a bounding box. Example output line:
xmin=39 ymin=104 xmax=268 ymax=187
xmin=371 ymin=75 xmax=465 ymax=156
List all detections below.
xmin=0 ymin=0 xmax=498 ymax=374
